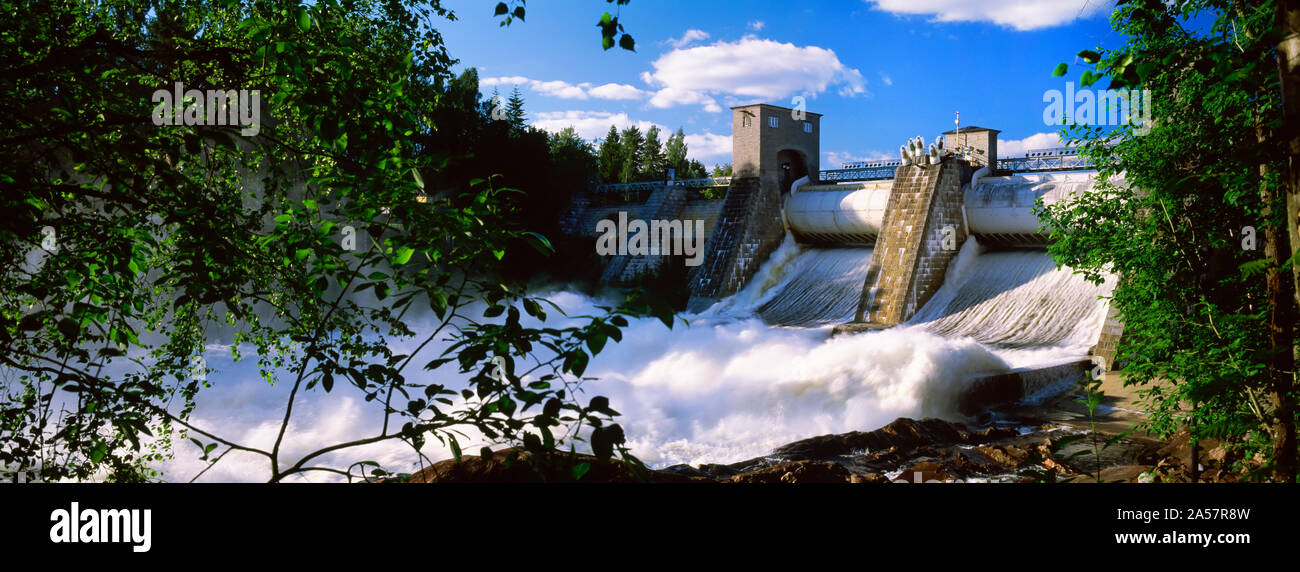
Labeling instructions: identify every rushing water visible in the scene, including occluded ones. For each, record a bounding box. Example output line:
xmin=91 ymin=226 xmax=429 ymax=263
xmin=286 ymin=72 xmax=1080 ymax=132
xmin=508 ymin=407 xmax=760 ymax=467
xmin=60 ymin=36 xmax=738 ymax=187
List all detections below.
xmin=153 ymin=235 xmax=1113 ymax=481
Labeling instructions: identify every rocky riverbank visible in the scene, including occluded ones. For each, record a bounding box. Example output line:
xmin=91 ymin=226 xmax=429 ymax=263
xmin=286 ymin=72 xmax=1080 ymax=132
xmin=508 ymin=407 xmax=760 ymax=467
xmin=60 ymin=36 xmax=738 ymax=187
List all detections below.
xmin=406 ymin=373 xmax=1255 ymax=484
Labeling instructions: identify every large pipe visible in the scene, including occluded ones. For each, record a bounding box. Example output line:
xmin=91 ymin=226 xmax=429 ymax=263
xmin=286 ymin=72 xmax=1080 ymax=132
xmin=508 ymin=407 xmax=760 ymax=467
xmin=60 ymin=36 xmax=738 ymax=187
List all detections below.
xmin=782 ymin=181 xmax=891 ymax=243
xmin=782 ymin=172 xmax=1100 ymax=245
xmin=963 ymin=173 xmax=1094 ymax=244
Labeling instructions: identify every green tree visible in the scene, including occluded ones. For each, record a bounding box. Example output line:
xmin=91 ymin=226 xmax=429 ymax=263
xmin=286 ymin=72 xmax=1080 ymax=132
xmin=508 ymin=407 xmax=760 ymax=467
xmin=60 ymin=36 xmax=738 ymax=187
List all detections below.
xmin=664 ymin=128 xmax=688 ymax=178
xmin=711 ymin=163 xmax=733 ymax=177
xmin=618 ymin=125 xmax=644 ymax=183
xmin=596 ymin=125 xmax=623 ymax=183
xmin=0 ymin=0 xmax=665 ymax=483
xmin=548 ymin=126 xmax=597 ymax=188
xmin=1042 ymin=0 xmax=1297 ymax=480
xmin=642 ymin=125 xmax=664 ymax=180
xmin=684 ymin=159 xmax=708 ymax=179
xmin=506 ymin=85 xmax=527 ymax=131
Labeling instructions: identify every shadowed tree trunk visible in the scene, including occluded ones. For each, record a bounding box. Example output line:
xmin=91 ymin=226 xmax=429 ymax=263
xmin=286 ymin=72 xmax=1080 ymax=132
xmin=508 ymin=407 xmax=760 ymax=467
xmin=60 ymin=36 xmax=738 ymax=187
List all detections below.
xmin=1272 ymin=0 xmax=1300 ymax=482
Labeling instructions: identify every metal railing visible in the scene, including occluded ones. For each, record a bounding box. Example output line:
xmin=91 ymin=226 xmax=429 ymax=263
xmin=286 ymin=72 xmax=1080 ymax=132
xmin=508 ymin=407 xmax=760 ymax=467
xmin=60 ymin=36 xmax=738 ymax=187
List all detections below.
xmin=593 ymin=176 xmax=732 ymax=194
xmin=817 ymin=147 xmax=1095 ymax=182
xmin=592 ymin=148 xmax=1098 ymax=191
xmin=996 ymin=148 xmax=1094 ymax=172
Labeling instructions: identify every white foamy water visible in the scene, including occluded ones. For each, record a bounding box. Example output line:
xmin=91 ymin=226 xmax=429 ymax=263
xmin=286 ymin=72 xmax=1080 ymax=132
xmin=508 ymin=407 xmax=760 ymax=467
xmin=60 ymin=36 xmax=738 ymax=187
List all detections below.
xmin=145 ymin=236 xmax=1112 ymax=481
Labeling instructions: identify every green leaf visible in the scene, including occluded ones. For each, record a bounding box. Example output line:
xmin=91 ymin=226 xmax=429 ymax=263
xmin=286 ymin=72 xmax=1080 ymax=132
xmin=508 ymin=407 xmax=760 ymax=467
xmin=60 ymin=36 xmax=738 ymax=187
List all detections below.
xmin=410 ymin=168 xmax=425 ymax=190
xmin=393 ymin=246 xmax=415 ymax=265
xmin=1053 ymin=63 xmax=1068 ymax=77
xmin=57 ymin=318 xmax=79 ymax=340
xmin=449 ymin=436 xmax=462 ymax=462
xmin=1078 ymin=50 xmax=1100 ymax=64
xmin=297 ymin=8 xmax=310 ymax=32
xmin=494 ymin=2 xmax=508 ymax=16
xmin=571 ymin=462 xmax=591 ymax=481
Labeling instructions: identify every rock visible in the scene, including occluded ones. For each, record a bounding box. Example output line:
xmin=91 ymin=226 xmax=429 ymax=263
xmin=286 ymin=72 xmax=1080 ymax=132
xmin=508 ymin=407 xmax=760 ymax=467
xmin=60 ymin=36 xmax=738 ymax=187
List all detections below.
xmin=850 ymin=473 xmax=889 ymax=483
xmin=1035 ymin=439 xmax=1054 ymax=459
xmin=696 ymin=463 xmax=741 ymax=477
xmin=976 ymin=445 xmax=1030 ymax=468
xmin=729 ymin=461 xmax=850 ymax=483
xmin=772 ymin=418 xmax=1015 ymax=460
xmin=897 ymin=461 xmax=951 ymax=483
xmin=408 ymin=447 xmax=705 ymax=483
xmin=1205 ymin=445 xmax=1228 ymax=464
xmin=1099 ymin=465 xmax=1156 ymax=483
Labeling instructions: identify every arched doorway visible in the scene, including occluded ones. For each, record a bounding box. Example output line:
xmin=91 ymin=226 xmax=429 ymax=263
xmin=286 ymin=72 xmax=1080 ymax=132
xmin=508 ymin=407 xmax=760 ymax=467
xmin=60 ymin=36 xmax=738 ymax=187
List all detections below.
xmin=777 ymin=149 xmax=809 ymax=195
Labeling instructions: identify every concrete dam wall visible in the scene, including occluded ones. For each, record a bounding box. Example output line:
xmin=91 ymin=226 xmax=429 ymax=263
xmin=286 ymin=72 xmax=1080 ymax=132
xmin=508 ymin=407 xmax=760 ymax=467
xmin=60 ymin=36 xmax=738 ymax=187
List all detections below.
xmin=561 ymin=103 xmax=1123 ymax=365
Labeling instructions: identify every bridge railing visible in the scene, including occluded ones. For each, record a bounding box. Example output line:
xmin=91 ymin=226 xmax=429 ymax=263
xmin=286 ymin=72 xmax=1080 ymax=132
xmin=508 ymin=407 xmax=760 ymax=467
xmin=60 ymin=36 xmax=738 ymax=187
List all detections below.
xmin=593 ymin=176 xmax=732 ymax=194
xmin=996 ymin=148 xmax=1094 ymax=172
xmin=594 ymin=148 xmax=1099 ymax=191
xmin=817 ymin=147 xmax=1096 ymax=182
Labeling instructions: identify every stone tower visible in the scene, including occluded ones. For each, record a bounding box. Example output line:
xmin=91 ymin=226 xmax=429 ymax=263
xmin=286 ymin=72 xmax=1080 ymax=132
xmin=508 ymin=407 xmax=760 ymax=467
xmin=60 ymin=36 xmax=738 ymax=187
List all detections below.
xmin=731 ymin=103 xmax=821 ymax=194
xmin=942 ymin=126 xmax=999 ymax=170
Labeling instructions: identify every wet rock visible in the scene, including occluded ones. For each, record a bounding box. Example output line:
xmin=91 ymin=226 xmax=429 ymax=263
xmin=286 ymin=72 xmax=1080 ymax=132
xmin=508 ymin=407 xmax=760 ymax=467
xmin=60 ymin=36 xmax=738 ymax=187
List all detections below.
xmin=850 ymin=473 xmax=889 ymax=483
xmin=975 ymin=445 xmax=1029 ymax=468
xmin=409 ymin=448 xmax=704 ymax=483
xmin=1066 ymin=464 xmax=1154 ymax=483
xmin=897 ymin=461 xmax=952 ymax=483
xmin=772 ymin=418 xmax=1016 ymax=461
xmin=728 ymin=461 xmax=850 ymax=483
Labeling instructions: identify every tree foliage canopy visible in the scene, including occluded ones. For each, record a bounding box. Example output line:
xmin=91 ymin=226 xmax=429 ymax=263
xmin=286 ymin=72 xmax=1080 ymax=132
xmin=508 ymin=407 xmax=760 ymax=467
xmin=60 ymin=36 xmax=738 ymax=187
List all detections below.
xmin=0 ymin=0 xmax=664 ymax=482
xmin=1040 ymin=0 xmax=1298 ymax=478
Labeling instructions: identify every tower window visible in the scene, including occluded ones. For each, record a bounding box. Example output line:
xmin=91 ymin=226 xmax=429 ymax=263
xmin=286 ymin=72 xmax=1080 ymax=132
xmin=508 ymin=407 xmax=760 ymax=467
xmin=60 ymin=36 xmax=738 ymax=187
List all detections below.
xmin=768 ymin=116 xmax=778 ymax=128
xmin=803 ymin=121 xmax=812 ymax=133
xmin=742 ymin=115 xmax=752 ymax=127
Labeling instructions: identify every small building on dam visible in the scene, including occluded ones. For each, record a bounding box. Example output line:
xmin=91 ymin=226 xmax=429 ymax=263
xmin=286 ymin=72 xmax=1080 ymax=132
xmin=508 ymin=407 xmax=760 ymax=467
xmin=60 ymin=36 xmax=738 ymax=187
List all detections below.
xmin=558 ymin=103 xmax=1125 ymax=368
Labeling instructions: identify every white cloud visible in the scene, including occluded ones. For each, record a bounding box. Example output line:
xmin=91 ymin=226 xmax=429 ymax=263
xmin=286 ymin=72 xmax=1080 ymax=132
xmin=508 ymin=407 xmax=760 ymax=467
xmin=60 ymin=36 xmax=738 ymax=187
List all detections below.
xmin=879 ymin=72 xmax=893 ymax=86
xmin=748 ymin=20 xmax=765 ymax=31
xmin=644 ymin=37 xmax=868 ymax=112
xmin=532 ymin=79 xmax=592 ymax=99
xmin=480 ymin=76 xmax=530 ymax=87
xmin=530 ymin=111 xmax=663 ymax=142
xmin=588 ymin=83 xmax=651 ymax=100
xmin=824 ymin=150 xmax=895 ymax=167
xmin=683 ymin=132 xmax=732 ymax=162
xmin=866 ymin=0 xmax=1109 ymax=31
xmin=480 ymin=77 xmax=650 ymax=101
xmin=995 ymin=132 xmax=1063 ymax=156
xmin=664 ymin=29 xmax=710 ymax=48
xmin=649 ymin=87 xmax=723 ymax=113
xmin=530 ymin=111 xmax=732 ymax=163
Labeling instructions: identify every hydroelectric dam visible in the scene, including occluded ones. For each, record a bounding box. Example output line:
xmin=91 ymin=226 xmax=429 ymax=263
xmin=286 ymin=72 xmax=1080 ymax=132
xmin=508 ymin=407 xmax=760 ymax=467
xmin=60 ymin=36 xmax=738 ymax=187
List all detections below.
xmin=560 ymin=104 xmax=1126 ymax=414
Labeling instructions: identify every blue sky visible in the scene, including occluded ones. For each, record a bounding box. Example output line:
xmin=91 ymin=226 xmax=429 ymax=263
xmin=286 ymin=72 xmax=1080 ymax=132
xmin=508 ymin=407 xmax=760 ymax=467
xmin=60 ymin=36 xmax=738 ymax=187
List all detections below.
xmin=434 ymin=0 xmax=1122 ymax=168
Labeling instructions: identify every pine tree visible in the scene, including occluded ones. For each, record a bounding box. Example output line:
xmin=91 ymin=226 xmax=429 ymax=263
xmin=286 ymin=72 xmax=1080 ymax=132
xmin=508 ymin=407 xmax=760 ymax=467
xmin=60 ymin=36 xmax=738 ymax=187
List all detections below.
xmin=505 ymin=85 xmax=526 ymax=130
xmin=664 ymin=127 xmax=688 ymax=178
xmin=643 ymin=125 xmax=665 ymax=180
xmin=686 ymin=159 xmax=708 ymax=179
xmin=596 ymin=125 xmax=622 ymax=183
xmin=618 ymin=125 xmax=643 ymax=183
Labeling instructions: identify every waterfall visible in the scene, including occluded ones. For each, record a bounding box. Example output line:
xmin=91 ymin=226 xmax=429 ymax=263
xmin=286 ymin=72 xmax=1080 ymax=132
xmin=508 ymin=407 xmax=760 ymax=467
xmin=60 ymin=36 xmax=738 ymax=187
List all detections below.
xmin=906 ymin=245 xmax=1115 ymax=349
xmin=756 ymin=246 xmax=875 ymax=327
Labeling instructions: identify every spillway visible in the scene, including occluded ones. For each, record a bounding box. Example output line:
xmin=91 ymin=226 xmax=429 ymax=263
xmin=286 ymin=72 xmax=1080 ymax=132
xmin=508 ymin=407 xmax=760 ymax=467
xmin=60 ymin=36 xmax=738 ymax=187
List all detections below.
xmin=756 ymin=247 xmax=874 ymax=327
xmin=906 ymin=246 xmax=1115 ymax=348
xmin=742 ymin=236 xmax=1112 ymax=345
